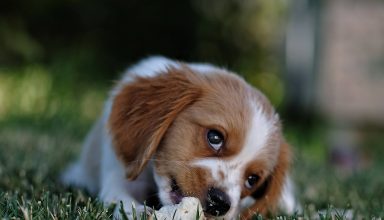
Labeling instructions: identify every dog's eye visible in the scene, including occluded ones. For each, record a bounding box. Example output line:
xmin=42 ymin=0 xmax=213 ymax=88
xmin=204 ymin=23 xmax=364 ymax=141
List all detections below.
xmin=245 ymin=174 xmax=260 ymax=189
xmin=207 ymin=129 xmax=224 ymax=151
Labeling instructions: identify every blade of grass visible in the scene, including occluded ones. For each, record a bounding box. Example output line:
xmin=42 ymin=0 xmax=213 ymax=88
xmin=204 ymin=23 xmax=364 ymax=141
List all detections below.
xmin=119 ymin=201 xmax=129 ymax=220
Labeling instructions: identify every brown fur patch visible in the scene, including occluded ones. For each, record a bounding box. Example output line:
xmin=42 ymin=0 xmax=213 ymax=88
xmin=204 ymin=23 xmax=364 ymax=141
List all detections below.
xmin=108 ymin=67 xmax=202 ymax=179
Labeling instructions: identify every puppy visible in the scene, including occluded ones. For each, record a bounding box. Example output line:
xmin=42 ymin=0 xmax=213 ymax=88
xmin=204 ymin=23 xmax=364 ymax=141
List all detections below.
xmin=61 ymin=56 xmax=297 ymax=219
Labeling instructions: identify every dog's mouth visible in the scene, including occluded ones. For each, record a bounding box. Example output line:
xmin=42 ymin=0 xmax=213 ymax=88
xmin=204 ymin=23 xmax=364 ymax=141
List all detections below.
xmin=170 ymin=177 xmax=184 ymax=204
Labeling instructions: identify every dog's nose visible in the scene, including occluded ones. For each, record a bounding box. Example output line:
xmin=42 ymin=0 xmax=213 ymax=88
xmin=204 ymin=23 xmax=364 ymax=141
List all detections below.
xmin=204 ymin=187 xmax=231 ymax=216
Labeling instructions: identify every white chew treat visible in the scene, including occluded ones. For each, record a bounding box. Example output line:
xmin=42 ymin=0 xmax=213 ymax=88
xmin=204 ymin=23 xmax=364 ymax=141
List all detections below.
xmin=151 ymin=197 xmax=205 ymax=220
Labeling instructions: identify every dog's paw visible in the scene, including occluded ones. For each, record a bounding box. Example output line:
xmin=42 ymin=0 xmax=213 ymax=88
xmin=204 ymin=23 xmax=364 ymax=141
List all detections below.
xmin=113 ymin=202 xmax=153 ymax=220
xmin=60 ymin=162 xmax=98 ymax=194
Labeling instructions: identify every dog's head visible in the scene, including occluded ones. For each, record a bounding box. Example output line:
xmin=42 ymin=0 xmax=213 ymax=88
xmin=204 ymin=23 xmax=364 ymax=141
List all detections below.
xmin=109 ymin=64 xmax=291 ymax=219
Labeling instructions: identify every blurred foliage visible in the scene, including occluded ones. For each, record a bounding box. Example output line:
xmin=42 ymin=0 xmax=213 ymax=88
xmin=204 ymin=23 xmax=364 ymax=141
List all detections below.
xmin=0 ymin=0 xmax=289 ymax=119
xmin=0 ymin=64 xmax=107 ymax=123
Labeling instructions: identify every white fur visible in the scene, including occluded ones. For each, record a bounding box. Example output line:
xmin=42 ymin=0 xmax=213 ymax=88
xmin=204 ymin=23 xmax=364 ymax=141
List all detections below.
xmin=61 ymin=56 xmax=297 ymax=219
xmin=279 ymin=176 xmax=299 ymax=213
xmin=153 ymin=172 xmax=173 ymax=206
xmin=123 ymin=56 xmax=177 ymax=81
xmin=188 ymin=62 xmax=220 ymax=74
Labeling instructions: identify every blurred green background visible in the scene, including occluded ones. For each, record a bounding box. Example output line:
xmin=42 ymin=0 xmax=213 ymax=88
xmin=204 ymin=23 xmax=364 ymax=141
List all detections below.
xmin=0 ymin=0 xmax=288 ymax=124
xmin=1 ymin=0 xmax=384 ymax=218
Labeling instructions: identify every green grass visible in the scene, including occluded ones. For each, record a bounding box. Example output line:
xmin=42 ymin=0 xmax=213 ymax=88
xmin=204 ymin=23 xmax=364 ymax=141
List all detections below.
xmin=1 ymin=64 xmax=384 ymax=219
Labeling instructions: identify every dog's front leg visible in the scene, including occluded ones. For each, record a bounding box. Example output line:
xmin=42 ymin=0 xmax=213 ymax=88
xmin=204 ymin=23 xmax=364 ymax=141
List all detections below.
xmin=99 ymin=174 xmax=152 ymax=219
xmin=100 ymin=133 xmax=153 ymax=219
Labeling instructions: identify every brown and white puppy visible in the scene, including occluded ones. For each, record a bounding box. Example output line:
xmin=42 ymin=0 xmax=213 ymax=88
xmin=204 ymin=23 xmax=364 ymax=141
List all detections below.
xmin=61 ymin=56 xmax=297 ymax=219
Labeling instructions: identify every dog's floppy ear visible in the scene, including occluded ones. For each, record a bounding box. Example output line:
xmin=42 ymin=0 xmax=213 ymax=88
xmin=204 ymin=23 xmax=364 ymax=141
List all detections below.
xmin=242 ymin=141 xmax=292 ymax=218
xmin=109 ymin=67 xmax=202 ymax=180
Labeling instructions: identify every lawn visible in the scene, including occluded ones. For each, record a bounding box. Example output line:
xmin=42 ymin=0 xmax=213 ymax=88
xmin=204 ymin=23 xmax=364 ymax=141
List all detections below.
xmin=1 ymin=64 xmax=383 ymax=219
